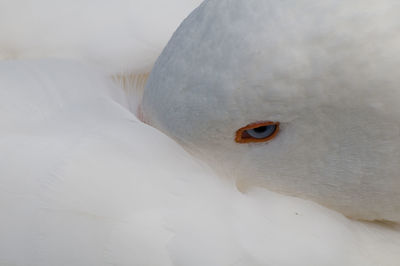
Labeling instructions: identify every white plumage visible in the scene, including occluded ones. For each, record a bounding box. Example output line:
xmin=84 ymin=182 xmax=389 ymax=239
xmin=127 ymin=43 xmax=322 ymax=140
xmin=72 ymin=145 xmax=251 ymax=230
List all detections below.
xmin=1 ymin=0 xmax=400 ymax=265
xmin=143 ymin=0 xmax=400 ymax=223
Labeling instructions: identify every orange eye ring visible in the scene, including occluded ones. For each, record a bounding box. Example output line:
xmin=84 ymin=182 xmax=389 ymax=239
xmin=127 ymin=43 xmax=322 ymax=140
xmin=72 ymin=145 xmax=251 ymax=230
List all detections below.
xmin=235 ymin=121 xmax=280 ymax=143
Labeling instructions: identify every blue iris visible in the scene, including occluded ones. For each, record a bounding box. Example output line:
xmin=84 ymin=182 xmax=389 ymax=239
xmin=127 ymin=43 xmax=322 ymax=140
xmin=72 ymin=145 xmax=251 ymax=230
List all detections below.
xmin=245 ymin=125 xmax=276 ymax=139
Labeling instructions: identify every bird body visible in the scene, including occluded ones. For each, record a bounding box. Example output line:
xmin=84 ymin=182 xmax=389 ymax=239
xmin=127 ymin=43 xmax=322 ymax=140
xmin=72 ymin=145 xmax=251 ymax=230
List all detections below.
xmin=0 ymin=58 xmax=399 ymax=266
xmin=1 ymin=0 xmax=400 ymax=265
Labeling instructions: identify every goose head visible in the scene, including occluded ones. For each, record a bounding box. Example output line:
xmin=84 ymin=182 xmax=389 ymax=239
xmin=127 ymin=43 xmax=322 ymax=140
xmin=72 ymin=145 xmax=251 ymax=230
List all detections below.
xmin=142 ymin=0 xmax=400 ymax=222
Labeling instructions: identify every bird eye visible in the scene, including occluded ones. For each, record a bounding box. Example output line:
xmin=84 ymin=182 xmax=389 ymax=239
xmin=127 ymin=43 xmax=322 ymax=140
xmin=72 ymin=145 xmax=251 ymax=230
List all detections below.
xmin=235 ymin=121 xmax=279 ymax=143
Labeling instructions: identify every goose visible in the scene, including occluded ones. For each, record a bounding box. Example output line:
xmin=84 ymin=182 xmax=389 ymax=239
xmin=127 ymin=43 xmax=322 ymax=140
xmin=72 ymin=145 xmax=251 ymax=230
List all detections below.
xmin=1 ymin=1 xmax=400 ymax=266
xmin=2 ymin=59 xmax=400 ymax=266
xmin=142 ymin=0 xmax=400 ymax=223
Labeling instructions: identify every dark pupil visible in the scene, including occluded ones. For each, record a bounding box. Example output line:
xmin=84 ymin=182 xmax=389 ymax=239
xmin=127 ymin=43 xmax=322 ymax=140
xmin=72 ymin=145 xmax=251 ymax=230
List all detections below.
xmin=253 ymin=126 xmax=267 ymax=133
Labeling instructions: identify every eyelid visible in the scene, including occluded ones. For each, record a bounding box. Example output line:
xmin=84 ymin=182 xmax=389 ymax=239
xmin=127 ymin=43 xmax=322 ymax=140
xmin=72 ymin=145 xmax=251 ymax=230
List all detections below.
xmin=235 ymin=121 xmax=280 ymax=143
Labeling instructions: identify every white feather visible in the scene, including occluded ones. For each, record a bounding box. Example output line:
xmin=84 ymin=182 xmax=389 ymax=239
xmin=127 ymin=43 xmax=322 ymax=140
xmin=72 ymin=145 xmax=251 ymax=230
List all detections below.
xmin=1 ymin=59 xmax=399 ymax=266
